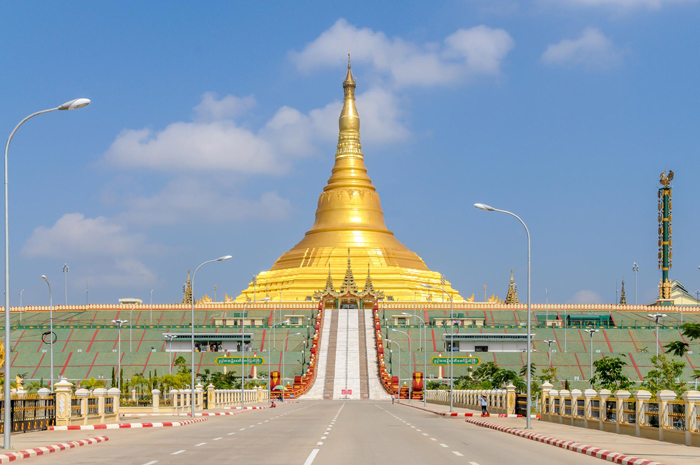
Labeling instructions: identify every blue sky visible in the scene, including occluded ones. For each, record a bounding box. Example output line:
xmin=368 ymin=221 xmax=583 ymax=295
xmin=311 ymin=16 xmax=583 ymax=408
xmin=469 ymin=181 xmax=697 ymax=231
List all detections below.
xmin=2 ymin=0 xmax=699 ymax=306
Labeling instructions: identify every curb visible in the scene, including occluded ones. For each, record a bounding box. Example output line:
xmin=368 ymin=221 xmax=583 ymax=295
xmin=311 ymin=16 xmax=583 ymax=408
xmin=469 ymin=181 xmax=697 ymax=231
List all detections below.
xmin=0 ymin=436 xmax=108 ymax=464
xmin=397 ymin=402 xmax=539 ymax=418
xmin=223 ymin=401 xmax=298 ymax=410
xmin=49 ymin=418 xmax=207 ymax=431
xmin=464 ymin=418 xmax=666 ymax=465
xmin=121 ymin=411 xmax=248 ymax=417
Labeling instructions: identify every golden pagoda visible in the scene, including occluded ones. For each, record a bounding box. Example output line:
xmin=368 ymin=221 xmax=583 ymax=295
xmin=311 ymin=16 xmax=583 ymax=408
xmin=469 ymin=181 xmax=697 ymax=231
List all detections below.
xmin=236 ymin=56 xmax=463 ymax=306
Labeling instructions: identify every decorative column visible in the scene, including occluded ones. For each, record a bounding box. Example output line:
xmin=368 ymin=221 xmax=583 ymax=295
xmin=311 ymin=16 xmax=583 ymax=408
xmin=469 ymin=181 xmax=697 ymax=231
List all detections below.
xmin=598 ymin=389 xmax=611 ymax=428
xmin=152 ymin=389 xmax=160 ymax=413
xmin=131 ymin=388 xmax=137 ymax=402
xmin=55 ymin=379 xmax=74 ymax=427
xmin=682 ymin=390 xmax=700 ymax=446
xmin=207 ymin=384 xmax=215 ymax=409
xmin=635 ymin=389 xmax=653 ymax=437
xmin=93 ymin=388 xmax=107 ymax=423
xmin=583 ymin=389 xmax=597 ymax=428
xmin=549 ymin=389 xmax=559 ymax=417
xmin=108 ymin=387 xmax=120 ymax=416
xmin=75 ymin=387 xmax=90 ymax=425
xmin=614 ymin=390 xmax=631 ymax=434
xmin=170 ymin=389 xmax=178 ymax=413
xmin=540 ymin=382 xmax=553 ymax=418
xmin=570 ymin=389 xmax=582 ymax=425
xmin=558 ymin=389 xmax=570 ymax=424
xmin=195 ymin=384 xmax=203 ymax=411
xmin=657 ymin=170 xmax=674 ymax=306
xmin=506 ymin=384 xmax=516 ymax=415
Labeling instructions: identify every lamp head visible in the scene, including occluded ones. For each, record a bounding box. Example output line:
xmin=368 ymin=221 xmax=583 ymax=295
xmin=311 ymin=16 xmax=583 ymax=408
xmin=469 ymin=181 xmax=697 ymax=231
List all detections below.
xmin=474 ymin=203 xmax=495 ymax=211
xmin=217 ymin=255 xmax=233 ymax=261
xmin=261 ymin=297 xmax=271 ymax=302
xmin=41 ymin=275 xmax=47 ymax=281
xmin=294 ymin=332 xmax=301 ymax=336
xmin=421 ymin=284 xmax=431 ymax=289
xmin=58 ymin=98 xmax=91 ymax=111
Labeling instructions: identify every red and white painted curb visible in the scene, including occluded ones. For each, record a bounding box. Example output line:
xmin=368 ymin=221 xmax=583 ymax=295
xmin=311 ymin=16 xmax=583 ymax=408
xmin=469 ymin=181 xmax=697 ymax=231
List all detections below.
xmin=49 ymin=417 xmax=207 ymax=430
xmin=0 ymin=436 xmax=108 ymax=464
xmin=398 ymin=402 xmax=539 ymax=418
xmin=464 ymin=418 xmax=666 ymax=465
xmin=121 ymin=411 xmax=247 ymax=417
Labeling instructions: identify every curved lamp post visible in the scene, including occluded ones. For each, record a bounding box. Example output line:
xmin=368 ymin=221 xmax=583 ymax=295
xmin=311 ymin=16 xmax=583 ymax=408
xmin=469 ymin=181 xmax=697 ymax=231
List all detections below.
xmin=391 ymin=329 xmax=412 ymax=400
xmin=421 ymin=283 xmax=454 ymax=412
xmin=164 ymin=333 xmax=177 ymax=375
xmin=584 ymin=329 xmax=599 ymax=381
xmin=268 ymin=320 xmax=290 ymax=399
xmin=190 ymin=255 xmax=232 ymax=417
xmin=242 ymin=296 xmax=270 ymax=408
xmin=386 ymin=339 xmax=401 ymax=392
xmin=402 ymin=312 xmax=427 ymax=407
xmin=40 ymin=276 xmax=54 ymax=392
xmin=112 ymin=319 xmax=128 ymax=393
xmin=4 ymin=98 xmax=90 ymax=449
xmin=474 ymin=203 xmax=532 ymax=428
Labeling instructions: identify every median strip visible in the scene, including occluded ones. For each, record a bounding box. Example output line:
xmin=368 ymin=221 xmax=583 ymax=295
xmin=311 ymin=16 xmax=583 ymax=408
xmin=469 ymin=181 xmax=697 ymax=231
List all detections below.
xmin=0 ymin=436 xmax=108 ymax=464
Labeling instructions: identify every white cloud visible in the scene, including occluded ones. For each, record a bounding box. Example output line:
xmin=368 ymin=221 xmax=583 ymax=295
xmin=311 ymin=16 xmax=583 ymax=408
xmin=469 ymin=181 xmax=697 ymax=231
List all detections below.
xmin=117 ymin=178 xmax=292 ymax=226
xmin=22 ymin=213 xmax=147 ymax=258
xmin=554 ymin=0 xmax=695 ymax=9
xmin=21 ymin=213 xmax=158 ymax=288
xmin=568 ymin=290 xmax=605 ymax=304
xmin=541 ymin=28 xmax=622 ymax=70
xmin=194 ymin=93 xmax=256 ymax=122
xmin=290 ymin=19 xmax=514 ymax=87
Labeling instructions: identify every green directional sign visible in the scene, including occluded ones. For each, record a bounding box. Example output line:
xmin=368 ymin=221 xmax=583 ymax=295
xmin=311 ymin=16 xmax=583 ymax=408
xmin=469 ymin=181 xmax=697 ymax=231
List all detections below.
xmin=430 ymin=357 xmax=480 ymax=366
xmin=215 ymin=357 xmax=265 ymax=366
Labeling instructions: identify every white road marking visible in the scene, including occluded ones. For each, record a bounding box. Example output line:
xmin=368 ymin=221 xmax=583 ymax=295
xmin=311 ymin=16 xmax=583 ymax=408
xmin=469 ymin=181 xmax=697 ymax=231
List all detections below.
xmin=422 ymin=433 xmax=429 ymax=436
xmin=303 ymin=449 xmax=320 ymax=465
xmin=172 ymin=450 xmax=186 ymax=455
xmin=228 ymin=433 xmax=235 ymax=435
xmin=430 ymin=438 xmax=437 ymax=441
xmin=213 ymin=437 xmax=222 ymax=441
xmin=453 ymin=452 xmax=464 ymax=457
xmin=416 ymin=429 xmax=421 ymax=432
xmin=411 ymin=426 xmax=416 ymax=429
xmin=469 ymin=462 xmax=479 ymax=465
xmin=240 ymin=428 xmax=246 ymax=431
xmin=321 ymin=436 xmax=327 ymax=440
xmin=195 ymin=443 xmax=206 ymax=447
xmin=440 ymin=444 xmax=449 ymax=448
xmin=317 ymin=442 xmax=323 ymax=445
xmin=143 ymin=462 xmax=158 ymax=465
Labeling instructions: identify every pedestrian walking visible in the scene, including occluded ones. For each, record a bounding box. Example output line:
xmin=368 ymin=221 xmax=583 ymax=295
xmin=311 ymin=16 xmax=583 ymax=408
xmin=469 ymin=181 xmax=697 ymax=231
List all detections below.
xmin=480 ymin=395 xmax=489 ymax=416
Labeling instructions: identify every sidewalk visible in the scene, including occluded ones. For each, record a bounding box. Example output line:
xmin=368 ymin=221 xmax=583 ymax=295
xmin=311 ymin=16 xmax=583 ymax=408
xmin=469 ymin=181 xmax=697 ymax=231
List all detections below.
xmin=467 ymin=416 xmax=700 ymax=465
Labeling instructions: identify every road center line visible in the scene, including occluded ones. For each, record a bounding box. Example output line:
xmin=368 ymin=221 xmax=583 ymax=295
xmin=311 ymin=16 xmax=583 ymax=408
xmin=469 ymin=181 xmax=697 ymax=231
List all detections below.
xmin=228 ymin=433 xmax=235 ymax=435
xmin=440 ymin=444 xmax=449 ymax=448
xmin=213 ymin=437 xmax=222 ymax=441
xmin=195 ymin=443 xmax=206 ymax=447
xmin=303 ymin=449 xmax=320 ymax=465
xmin=453 ymin=452 xmax=464 ymax=457
xmin=172 ymin=450 xmax=186 ymax=455
xmin=469 ymin=462 xmax=479 ymax=465
xmin=143 ymin=462 xmax=158 ymax=465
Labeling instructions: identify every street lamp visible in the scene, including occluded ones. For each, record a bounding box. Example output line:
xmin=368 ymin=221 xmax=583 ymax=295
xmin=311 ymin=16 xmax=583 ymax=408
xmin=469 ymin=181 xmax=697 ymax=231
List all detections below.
xmin=648 ymin=313 xmax=667 ymax=359
xmin=543 ymin=339 xmax=555 ymax=366
xmin=402 ymin=312 xmax=427 ymax=407
xmin=632 ymin=263 xmax=639 ymax=305
xmin=18 ymin=289 xmax=24 ymax=324
xmin=164 ymin=333 xmax=177 ymax=375
xmin=583 ymin=329 xmax=598 ymax=381
xmin=3 ymin=97 xmax=90 ymax=449
xmin=475 ymin=202 xmax=533 ymax=428
xmin=191 ymin=255 xmax=232 ymax=418
xmin=150 ymin=289 xmax=154 ymax=324
xmin=112 ymin=319 xmax=128 ymax=392
xmin=545 ymin=288 xmax=548 ymax=324
xmin=40 ymin=276 xmax=54 ymax=392
xmin=421 ymin=282 xmax=454 ymax=412
xmin=282 ymin=332 xmax=301 ymax=397
xmin=392 ymin=329 xmax=412 ymax=401
xmin=242 ymin=296 xmax=270 ymax=408
xmin=386 ymin=339 xmax=401 ymax=398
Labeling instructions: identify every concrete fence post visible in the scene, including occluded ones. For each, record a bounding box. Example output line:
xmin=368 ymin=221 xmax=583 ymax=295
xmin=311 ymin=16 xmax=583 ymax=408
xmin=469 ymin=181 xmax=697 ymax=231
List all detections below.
xmin=506 ymin=384 xmax=516 ymax=415
xmin=207 ymin=384 xmax=215 ymax=409
xmin=108 ymin=387 xmax=120 ymax=416
xmin=55 ymin=379 xmax=74 ymax=427
xmin=634 ymin=389 xmax=652 ymax=437
xmin=75 ymin=387 xmax=90 ymax=425
xmin=614 ymin=390 xmax=631 ymax=434
xmin=583 ymin=389 xmax=597 ymax=427
xmin=540 ymin=382 xmax=552 ymax=416
xmin=682 ymin=390 xmax=700 ymax=445
xmin=195 ymin=384 xmax=204 ymax=411
xmin=657 ymin=390 xmax=676 ymax=430
xmin=152 ymin=389 xmax=160 ymax=413
xmin=549 ymin=389 xmax=559 ymax=416
xmin=93 ymin=388 xmax=107 ymax=423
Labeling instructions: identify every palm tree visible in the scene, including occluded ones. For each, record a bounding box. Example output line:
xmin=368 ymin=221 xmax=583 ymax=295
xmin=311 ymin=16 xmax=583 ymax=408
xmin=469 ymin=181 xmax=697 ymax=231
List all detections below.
xmin=664 ymin=341 xmax=690 ymax=357
xmin=80 ymin=377 xmax=107 ymax=390
xmin=681 ymin=323 xmax=700 ymax=340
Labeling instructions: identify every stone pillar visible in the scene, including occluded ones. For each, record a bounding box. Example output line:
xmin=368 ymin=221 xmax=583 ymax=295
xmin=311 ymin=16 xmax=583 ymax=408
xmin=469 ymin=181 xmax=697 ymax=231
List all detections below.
xmin=583 ymin=389 xmax=597 ymax=427
xmin=207 ymin=384 xmax=215 ymax=409
xmin=15 ymin=389 xmax=27 ymax=399
xmin=170 ymin=389 xmax=178 ymax=413
xmin=635 ymin=389 xmax=652 ymax=436
xmin=559 ymin=389 xmax=570 ymax=423
xmin=598 ymin=389 xmax=611 ymax=425
xmin=131 ymin=389 xmax=137 ymax=402
xmin=94 ymin=388 xmax=107 ymax=423
xmin=549 ymin=389 xmax=559 ymax=416
xmin=55 ymin=379 xmax=74 ymax=427
xmin=540 ymin=382 xmax=553 ymax=416
xmin=37 ymin=388 xmax=51 ymax=398
xmin=195 ymin=384 xmax=203 ymax=411
xmin=682 ymin=390 xmax=700 ymax=446
xmin=152 ymin=389 xmax=160 ymax=413
xmin=75 ymin=387 xmax=90 ymax=425
xmin=506 ymin=384 xmax=516 ymax=415
xmin=108 ymin=387 xmax=120 ymax=416
xmin=657 ymin=390 xmax=676 ymax=430
xmin=570 ymin=389 xmax=582 ymax=423
xmin=614 ymin=390 xmax=631 ymax=433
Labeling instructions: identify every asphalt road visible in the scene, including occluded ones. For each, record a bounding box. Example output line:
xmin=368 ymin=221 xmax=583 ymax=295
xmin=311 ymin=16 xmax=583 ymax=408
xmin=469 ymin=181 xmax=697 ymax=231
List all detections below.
xmin=26 ymin=401 xmax=605 ymax=464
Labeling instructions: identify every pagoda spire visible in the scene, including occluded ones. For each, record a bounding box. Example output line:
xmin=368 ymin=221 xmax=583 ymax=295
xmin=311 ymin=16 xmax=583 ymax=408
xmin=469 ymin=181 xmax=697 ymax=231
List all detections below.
xmin=504 ymin=269 xmax=520 ymax=305
xmin=619 ymin=279 xmax=627 ymax=305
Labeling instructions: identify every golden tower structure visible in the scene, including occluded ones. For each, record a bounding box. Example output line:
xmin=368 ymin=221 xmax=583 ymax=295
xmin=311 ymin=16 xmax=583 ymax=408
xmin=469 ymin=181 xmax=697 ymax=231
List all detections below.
xmin=236 ymin=57 xmax=463 ymax=305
